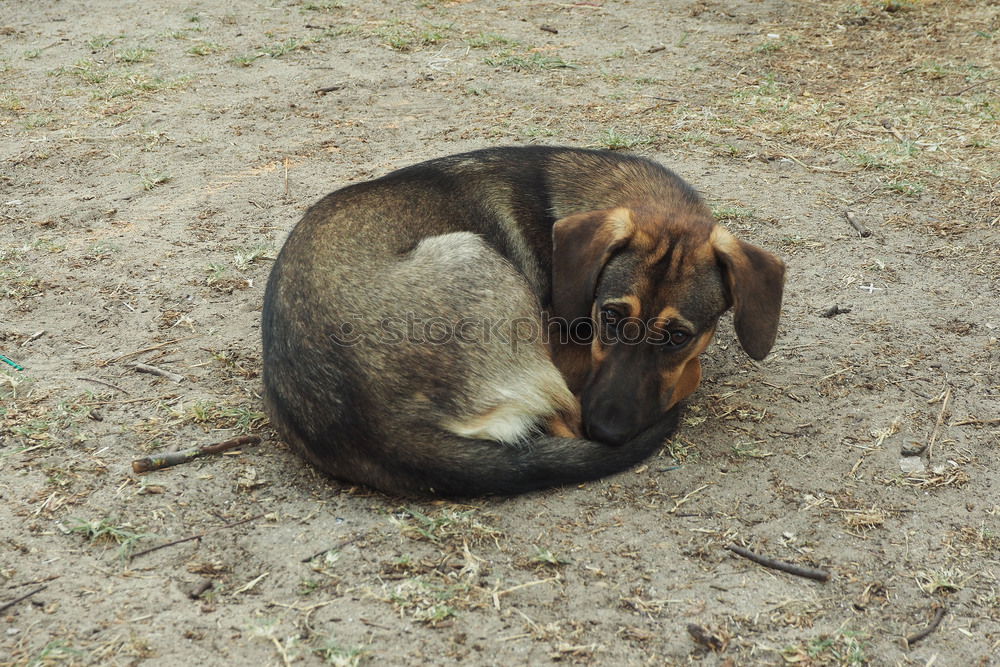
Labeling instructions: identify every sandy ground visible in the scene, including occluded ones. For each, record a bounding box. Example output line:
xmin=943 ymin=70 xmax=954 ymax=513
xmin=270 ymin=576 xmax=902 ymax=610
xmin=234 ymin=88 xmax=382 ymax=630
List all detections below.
xmin=1 ymin=0 xmax=998 ymax=664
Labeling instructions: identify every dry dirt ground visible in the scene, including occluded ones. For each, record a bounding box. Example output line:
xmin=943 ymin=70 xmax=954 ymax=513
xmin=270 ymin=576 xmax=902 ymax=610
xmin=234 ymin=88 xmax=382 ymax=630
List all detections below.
xmin=2 ymin=0 xmax=998 ymax=664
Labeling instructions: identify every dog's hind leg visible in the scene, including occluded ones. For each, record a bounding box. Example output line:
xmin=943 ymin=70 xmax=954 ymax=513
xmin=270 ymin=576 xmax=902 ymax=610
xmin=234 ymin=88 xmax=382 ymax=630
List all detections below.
xmin=378 ymin=232 xmax=580 ymax=446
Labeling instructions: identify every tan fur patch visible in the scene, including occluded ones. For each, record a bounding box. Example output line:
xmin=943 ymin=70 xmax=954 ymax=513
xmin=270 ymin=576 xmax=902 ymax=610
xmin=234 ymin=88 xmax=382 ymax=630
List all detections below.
xmin=590 ymin=338 xmax=610 ymax=364
xmin=605 ymin=207 xmax=635 ymax=238
xmin=654 ymin=306 xmax=694 ymax=333
xmin=589 ymin=302 xmax=610 ymax=364
xmin=445 ymin=404 xmax=539 ymax=443
xmin=443 ymin=366 xmax=578 ymax=444
xmin=670 ymin=357 xmax=702 ymax=408
xmin=709 ymin=226 xmax=743 ymax=263
xmin=690 ymin=238 xmax=718 ymax=268
xmin=606 ymin=294 xmax=642 ymax=318
xmin=548 ymin=410 xmax=583 ymax=438
xmin=625 ymin=214 xmax=662 ymax=255
xmin=661 ymin=326 xmax=716 ymax=408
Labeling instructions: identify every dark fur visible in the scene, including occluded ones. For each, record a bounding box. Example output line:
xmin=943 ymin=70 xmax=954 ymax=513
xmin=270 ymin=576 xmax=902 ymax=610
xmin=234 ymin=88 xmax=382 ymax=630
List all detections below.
xmin=261 ymin=146 xmax=784 ymax=496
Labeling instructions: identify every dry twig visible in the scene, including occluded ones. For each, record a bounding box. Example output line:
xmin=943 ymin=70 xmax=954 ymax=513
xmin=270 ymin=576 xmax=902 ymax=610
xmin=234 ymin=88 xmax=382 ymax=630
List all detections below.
xmin=314 ymin=84 xmax=344 ymax=94
xmin=952 ymin=417 xmax=999 ymax=426
xmin=881 ymin=118 xmax=906 ymax=142
xmin=103 ymin=336 xmax=199 ymax=365
xmin=926 ymin=386 xmax=952 ymax=460
xmin=132 ymin=435 xmax=261 ymax=473
xmin=725 ymin=543 xmax=831 ymax=582
xmin=905 ymin=606 xmax=946 ymax=647
xmin=669 ymin=484 xmax=709 ymax=513
xmin=943 ymin=76 xmax=1000 ymax=97
xmin=130 ymin=513 xmax=266 ymax=560
xmin=76 ymin=377 xmax=128 ymax=393
xmin=132 ymin=362 xmax=186 ymax=383
xmin=0 ymin=585 xmax=47 ymax=614
xmin=301 ymin=533 xmax=365 ymax=563
xmin=775 ymin=152 xmax=857 ymax=174
xmin=21 ymin=330 xmax=45 ymax=346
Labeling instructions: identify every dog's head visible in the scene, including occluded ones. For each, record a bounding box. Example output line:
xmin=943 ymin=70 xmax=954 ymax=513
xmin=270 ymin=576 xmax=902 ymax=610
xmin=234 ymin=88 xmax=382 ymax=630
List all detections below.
xmin=551 ymin=204 xmax=785 ymax=445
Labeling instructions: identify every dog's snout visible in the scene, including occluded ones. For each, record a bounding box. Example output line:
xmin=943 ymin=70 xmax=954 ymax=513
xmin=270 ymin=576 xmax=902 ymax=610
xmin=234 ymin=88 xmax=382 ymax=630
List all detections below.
xmin=586 ymin=420 xmax=633 ymax=446
xmin=584 ymin=404 xmax=638 ymax=446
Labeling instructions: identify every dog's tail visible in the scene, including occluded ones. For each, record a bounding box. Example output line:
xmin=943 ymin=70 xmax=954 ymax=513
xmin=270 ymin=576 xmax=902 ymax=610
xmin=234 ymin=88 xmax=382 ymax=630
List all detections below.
xmin=384 ymin=410 xmax=680 ymax=497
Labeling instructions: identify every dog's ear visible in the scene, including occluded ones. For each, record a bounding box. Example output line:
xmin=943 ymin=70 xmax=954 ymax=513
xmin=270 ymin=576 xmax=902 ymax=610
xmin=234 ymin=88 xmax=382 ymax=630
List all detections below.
xmin=552 ymin=208 xmax=634 ymax=322
xmin=711 ymin=226 xmax=785 ymax=360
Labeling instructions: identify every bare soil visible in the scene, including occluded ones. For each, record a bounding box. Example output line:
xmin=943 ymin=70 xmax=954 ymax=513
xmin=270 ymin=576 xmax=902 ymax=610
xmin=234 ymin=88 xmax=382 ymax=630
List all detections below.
xmin=2 ymin=1 xmax=998 ymax=664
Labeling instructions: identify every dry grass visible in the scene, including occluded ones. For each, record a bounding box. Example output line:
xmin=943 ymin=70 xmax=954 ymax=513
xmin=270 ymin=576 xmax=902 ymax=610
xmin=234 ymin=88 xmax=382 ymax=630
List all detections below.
xmin=595 ymin=1 xmax=999 ymax=226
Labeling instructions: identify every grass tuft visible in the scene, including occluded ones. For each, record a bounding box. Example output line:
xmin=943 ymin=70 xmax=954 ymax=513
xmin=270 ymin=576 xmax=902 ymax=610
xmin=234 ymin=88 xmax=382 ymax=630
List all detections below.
xmin=116 ymin=47 xmax=154 ymax=64
xmin=67 ymin=517 xmax=154 ymax=561
xmin=141 ymin=172 xmax=172 ymax=190
xmin=595 ymin=128 xmax=655 ymax=150
xmin=187 ymin=42 xmax=224 ymax=57
xmin=484 ymin=50 xmax=577 ymax=71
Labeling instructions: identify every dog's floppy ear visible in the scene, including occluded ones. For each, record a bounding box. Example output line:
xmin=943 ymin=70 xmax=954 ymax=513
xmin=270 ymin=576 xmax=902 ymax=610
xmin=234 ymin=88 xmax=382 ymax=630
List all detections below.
xmin=711 ymin=226 xmax=785 ymax=360
xmin=551 ymin=208 xmax=634 ymax=321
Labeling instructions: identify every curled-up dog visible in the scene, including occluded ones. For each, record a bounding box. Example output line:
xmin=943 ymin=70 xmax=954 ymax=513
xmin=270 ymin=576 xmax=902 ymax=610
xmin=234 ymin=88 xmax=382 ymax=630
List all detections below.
xmin=262 ymin=146 xmax=785 ymax=496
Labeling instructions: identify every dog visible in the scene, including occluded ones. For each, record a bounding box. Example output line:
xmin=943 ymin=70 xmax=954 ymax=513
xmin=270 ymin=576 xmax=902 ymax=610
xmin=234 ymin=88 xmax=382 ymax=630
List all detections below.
xmin=261 ymin=146 xmax=784 ymax=496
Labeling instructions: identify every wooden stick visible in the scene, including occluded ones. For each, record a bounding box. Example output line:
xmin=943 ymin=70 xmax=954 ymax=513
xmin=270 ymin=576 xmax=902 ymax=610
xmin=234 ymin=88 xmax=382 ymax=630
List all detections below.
xmin=775 ymin=153 xmax=857 ymax=175
xmin=21 ymin=330 xmax=46 ymax=346
xmin=132 ymin=362 xmax=186 ymax=383
xmin=881 ymin=119 xmax=906 ymax=142
xmin=943 ymin=76 xmax=1000 ymax=97
xmin=11 ymin=574 xmax=60 ymax=588
xmin=952 ymin=417 xmax=1000 ymax=426
xmin=80 ymin=393 xmax=178 ymax=407
xmin=132 ymin=435 xmax=260 ymax=473
xmin=905 ymin=606 xmax=946 ymax=647
xmin=314 ymin=84 xmax=344 ymax=94
xmin=301 ymin=533 xmax=365 ymax=563
xmin=926 ymin=386 xmax=952 ymax=460
xmin=0 ymin=585 xmax=47 ymax=614
xmin=725 ymin=543 xmax=831 ymax=582
xmin=130 ymin=513 xmax=266 ymax=560
xmin=103 ymin=336 xmax=200 ymax=365
xmin=76 ymin=377 xmax=129 ymax=394
xmin=844 ymin=211 xmax=872 ymax=238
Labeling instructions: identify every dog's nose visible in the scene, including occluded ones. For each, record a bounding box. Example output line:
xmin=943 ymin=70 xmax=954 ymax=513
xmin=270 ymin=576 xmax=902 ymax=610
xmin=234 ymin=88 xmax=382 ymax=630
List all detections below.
xmin=585 ymin=412 xmax=636 ymax=446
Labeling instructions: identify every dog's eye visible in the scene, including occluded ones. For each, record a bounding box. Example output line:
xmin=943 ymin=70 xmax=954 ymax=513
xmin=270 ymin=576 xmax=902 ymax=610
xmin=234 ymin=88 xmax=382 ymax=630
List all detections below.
xmin=600 ymin=306 xmax=624 ymax=330
xmin=665 ymin=330 xmax=691 ymax=348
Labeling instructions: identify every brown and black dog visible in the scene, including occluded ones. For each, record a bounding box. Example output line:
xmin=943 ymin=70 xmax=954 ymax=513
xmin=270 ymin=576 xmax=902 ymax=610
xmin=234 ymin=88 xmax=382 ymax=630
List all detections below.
xmin=262 ymin=146 xmax=784 ymax=496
